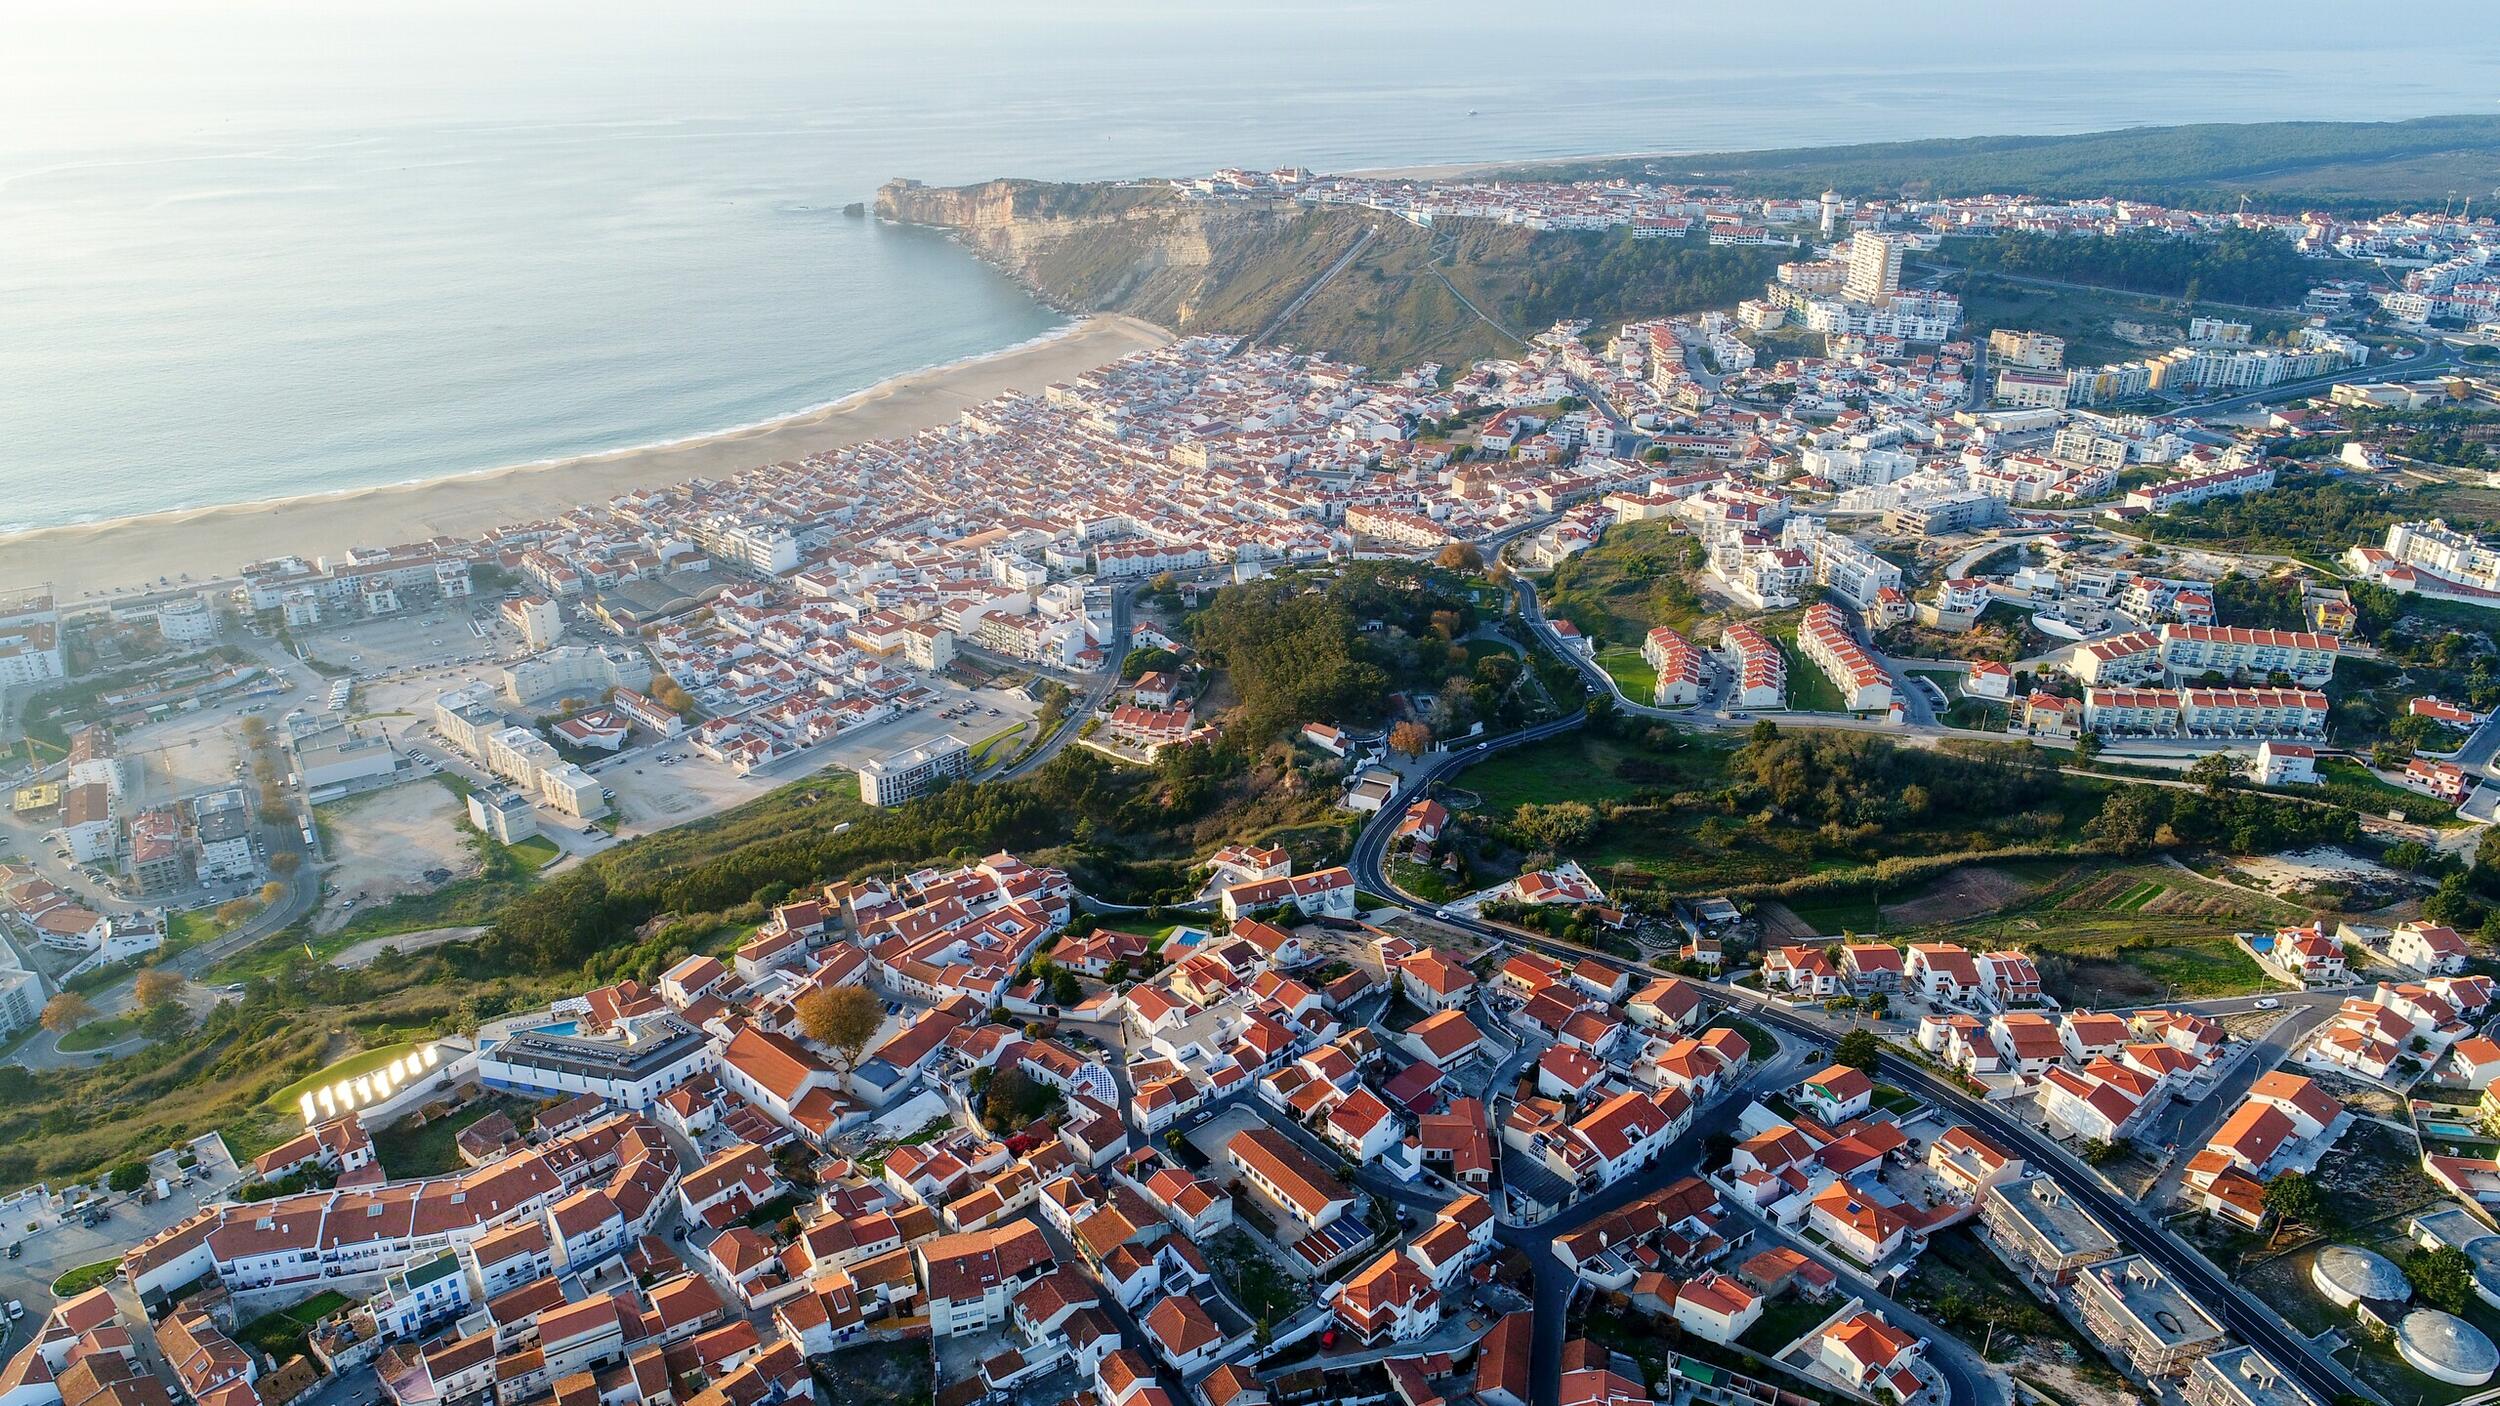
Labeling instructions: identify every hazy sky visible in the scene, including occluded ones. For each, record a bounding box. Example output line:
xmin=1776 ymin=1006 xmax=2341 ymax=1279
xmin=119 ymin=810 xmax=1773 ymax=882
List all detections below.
xmin=6 ymin=1 xmax=2495 ymax=164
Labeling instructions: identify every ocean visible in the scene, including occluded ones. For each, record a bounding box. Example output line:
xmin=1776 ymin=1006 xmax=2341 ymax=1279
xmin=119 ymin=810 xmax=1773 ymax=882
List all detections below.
xmin=2 ymin=0 xmax=2495 ymax=533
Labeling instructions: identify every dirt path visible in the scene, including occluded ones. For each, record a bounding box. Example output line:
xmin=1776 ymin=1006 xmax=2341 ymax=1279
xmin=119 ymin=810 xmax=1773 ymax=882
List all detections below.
xmin=329 ymin=925 xmax=485 ymax=969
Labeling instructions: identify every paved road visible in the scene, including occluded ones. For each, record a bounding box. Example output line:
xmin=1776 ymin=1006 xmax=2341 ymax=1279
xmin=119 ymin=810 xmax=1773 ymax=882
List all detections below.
xmin=997 ymin=581 xmax=1152 ymax=782
xmin=1346 ymin=610 xmax=2376 ymax=1406
xmin=2141 ymin=999 xmax=2334 ymax=1208
xmin=2182 ymin=335 xmax=2453 ymax=419
xmin=11 ymin=845 xmax=320 ymax=1072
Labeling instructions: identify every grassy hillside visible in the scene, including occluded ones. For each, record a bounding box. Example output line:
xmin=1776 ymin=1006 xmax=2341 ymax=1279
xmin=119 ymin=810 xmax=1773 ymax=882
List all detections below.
xmin=1492 ymin=114 xmax=2500 ymax=213
xmin=880 ymin=179 xmax=1784 ymax=373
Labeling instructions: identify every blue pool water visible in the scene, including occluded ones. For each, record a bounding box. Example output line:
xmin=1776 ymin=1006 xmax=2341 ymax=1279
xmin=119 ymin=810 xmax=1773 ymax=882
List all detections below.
xmin=533 ymin=1020 xmax=581 ymax=1038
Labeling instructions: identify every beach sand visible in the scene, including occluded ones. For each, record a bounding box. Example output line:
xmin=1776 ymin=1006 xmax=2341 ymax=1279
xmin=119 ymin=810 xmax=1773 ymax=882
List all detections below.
xmin=0 ymin=314 xmax=1173 ymax=600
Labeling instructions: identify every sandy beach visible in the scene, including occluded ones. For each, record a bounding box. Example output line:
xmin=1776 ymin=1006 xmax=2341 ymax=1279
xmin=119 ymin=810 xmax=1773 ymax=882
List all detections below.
xmin=0 ymin=314 xmax=1172 ymax=601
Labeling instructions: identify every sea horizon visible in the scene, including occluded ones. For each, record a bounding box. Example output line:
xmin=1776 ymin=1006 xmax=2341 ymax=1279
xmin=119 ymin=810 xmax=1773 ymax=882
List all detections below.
xmin=7 ymin=1 xmax=2498 ymax=534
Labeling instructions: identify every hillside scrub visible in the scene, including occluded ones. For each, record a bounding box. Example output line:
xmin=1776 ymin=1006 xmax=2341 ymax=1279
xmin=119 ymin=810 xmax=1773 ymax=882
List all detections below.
xmin=1946 ymin=226 xmax=2316 ymax=307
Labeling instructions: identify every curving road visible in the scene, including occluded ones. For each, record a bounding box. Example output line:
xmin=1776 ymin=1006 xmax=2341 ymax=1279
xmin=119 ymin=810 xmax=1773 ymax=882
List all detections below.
xmin=1342 ymin=580 xmax=2376 ymax=1406
xmin=1353 ymin=831 xmax=2370 ymax=1406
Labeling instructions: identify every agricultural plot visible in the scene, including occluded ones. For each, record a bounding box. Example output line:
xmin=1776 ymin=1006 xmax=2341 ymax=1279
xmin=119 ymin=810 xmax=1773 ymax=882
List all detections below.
xmin=1887 ymin=860 xmax=2302 ymax=1005
xmin=1876 ymin=863 xmax=2063 ymax=929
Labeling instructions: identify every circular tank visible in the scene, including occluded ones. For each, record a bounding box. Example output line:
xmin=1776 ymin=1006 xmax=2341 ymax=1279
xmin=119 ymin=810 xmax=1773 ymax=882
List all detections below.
xmin=2397 ymin=1310 xmax=2499 ymax=1386
xmin=2310 ymin=1244 xmax=2409 ymax=1309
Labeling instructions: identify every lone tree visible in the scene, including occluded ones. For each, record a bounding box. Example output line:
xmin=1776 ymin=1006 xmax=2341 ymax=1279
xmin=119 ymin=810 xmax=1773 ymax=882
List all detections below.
xmin=1388 ymin=720 xmax=1434 ymax=757
xmin=133 ymin=967 xmax=186 ymax=1010
xmin=2186 ymin=750 xmax=2243 ymax=797
xmin=1833 ymin=1029 xmax=1884 ymax=1072
xmin=1435 ymin=543 xmax=1485 ymax=573
xmin=2264 ymin=1170 xmax=2329 ymax=1236
xmin=796 ymin=986 xmax=882 ymax=1071
xmin=981 ymin=1066 xmax=1058 ymax=1133
xmin=40 ymin=991 xmax=97 ymax=1035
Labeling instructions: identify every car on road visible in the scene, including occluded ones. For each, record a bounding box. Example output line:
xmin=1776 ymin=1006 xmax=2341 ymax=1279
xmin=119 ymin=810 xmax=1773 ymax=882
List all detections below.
xmin=2253 ymin=997 xmax=2281 ymax=1010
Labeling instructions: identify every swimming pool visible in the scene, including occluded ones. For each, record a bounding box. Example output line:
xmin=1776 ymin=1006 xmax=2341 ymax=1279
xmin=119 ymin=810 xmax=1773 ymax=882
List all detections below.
xmin=2423 ymin=1118 xmax=2480 ymax=1140
xmin=531 ymin=1020 xmax=581 ymax=1038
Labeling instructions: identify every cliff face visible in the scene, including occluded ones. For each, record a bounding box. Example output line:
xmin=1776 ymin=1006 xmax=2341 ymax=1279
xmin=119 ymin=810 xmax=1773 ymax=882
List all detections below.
xmin=877 ymin=177 xmax=1373 ymax=338
xmin=879 ymin=177 xmax=1788 ymax=374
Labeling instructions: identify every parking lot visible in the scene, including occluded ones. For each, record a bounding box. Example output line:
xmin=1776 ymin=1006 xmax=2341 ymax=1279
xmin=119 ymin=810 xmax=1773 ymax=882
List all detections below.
xmin=294 ymin=601 xmax=511 ymax=688
xmin=0 ymin=1135 xmax=240 ymax=1330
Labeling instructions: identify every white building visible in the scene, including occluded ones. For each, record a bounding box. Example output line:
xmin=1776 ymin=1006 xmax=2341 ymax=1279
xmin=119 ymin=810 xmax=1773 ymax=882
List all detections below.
xmin=858 ymin=735 xmax=971 ymax=807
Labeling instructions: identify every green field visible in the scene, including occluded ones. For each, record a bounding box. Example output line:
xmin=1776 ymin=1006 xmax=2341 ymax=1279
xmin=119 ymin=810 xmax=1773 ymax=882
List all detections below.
xmin=1390 ymin=859 xmax=1464 ymax=903
xmin=237 ymin=1290 xmax=349 ymax=1363
xmin=369 ymin=1095 xmax=542 ymax=1178
xmin=57 ymin=1015 xmax=142 ymax=1053
xmin=264 ymin=1041 xmax=423 ymax=1112
xmin=1886 ymin=860 xmax=2295 ymax=1005
xmin=969 ymin=724 xmax=1030 ymax=770
xmin=1738 ymin=1294 xmax=1838 ymax=1355
xmin=1460 ymin=731 xmax=1734 ymax=813
xmin=1594 ymin=647 xmax=1658 ymax=703
xmin=1465 ymin=728 xmax=2121 ymax=903
xmin=1778 ymin=892 xmax=1886 ymax=934
xmin=1952 ymin=274 xmax=2203 ymax=367
xmin=507 ymin=836 xmax=561 ymax=869
xmin=2111 ymin=881 xmax=2164 ymax=911
xmin=1541 ymin=517 xmax=1716 ymax=647
xmin=1769 ymin=627 xmax=1854 ymax=714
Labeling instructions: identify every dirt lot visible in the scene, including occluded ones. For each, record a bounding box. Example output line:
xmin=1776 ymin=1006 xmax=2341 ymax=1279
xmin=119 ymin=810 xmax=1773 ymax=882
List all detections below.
xmin=1372 ymin=911 xmax=1500 ymax=963
xmin=317 ymin=781 xmax=477 ymax=931
xmin=814 ymin=1341 xmax=932 ymax=1406
xmin=2305 ymin=1066 xmax=2415 ymax=1122
xmin=2226 ymin=846 xmax=2421 ymax=908
xmin=1878 ymin=865 xmax=2052 ymax=928
xmin=602 ymin=756 xmax=767 ymax=830
xmin=126 ymin=714 xmax=256 ymax=804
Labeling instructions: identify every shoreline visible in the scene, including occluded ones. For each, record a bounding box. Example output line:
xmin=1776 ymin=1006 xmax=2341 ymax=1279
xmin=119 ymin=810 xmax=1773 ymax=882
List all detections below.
xmin=1340 ymin=147 xmax=1689 ymax=181
xmin=0 ymin=314 xmax=1173 ymax=601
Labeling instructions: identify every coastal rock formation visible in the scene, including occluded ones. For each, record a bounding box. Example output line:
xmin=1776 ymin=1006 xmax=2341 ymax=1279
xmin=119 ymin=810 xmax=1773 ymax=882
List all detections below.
xmin=878 ymin=176 xmax=1787 ymax=372
xmin=877 ymin=177 xmax=1351 ymax=334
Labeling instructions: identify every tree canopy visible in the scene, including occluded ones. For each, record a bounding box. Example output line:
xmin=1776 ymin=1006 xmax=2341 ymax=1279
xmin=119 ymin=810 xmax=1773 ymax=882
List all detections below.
xmin=1953 ymin=226 xmax=2314 ymax=307
xmin=796 ymin=986 xmax=882 ymax=1070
